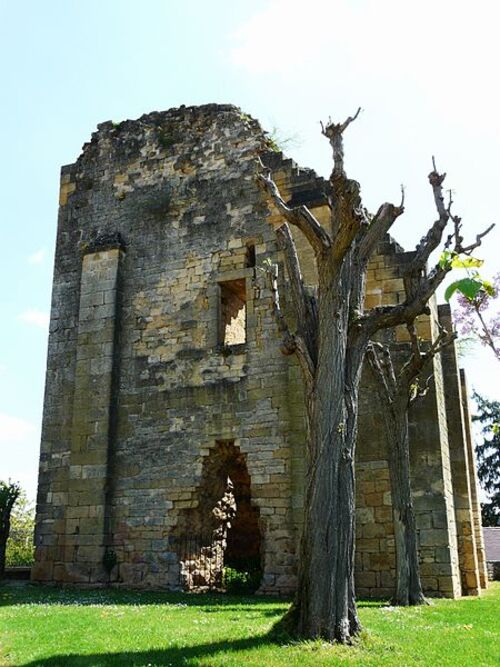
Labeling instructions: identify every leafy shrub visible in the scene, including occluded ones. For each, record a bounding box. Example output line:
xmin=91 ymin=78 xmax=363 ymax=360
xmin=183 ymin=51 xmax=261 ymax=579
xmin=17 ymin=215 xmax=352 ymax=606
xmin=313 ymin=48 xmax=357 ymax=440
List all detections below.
xmin=223 ymin=566 xmax=261 ymax=594
xmin=5 ymin=491 xmax=34 ymax=567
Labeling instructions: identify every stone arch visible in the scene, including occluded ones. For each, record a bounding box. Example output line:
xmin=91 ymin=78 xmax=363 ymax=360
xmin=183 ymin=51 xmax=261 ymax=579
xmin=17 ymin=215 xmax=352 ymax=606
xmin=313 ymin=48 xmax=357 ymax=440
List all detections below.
xmin=172 ymin=440 xmax=262 ymax=590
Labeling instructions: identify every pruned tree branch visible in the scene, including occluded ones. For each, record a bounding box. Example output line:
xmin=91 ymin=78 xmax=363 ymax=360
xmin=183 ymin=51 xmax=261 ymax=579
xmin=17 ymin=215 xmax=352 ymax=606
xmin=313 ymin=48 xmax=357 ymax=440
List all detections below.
xmin=320 ymin=109 xmax=366 ymax=262
xmin=294 ymin=334 xmax=316 ymax=393
xmin=359 ymin=200 xmax=405 ymax=262
xmin=276 ymin=224 xmax=318 ymax=366
xmin=258 ymin=160 xmax=332 ymax=256
xmin=457 ymin=223 xmax=495 ymax=255
xmin=366 ymin=342 xmax=396 ymax=403
xmin=412 ymin=164 xmax=449 ymax=270
xmin=399 ymin=320 xmax=456 ymax=400
xmin=360 ymin=162 xmax=494 ymax=337
xmin=267 ymin=262 xmax=315 ymax=389
xmin=268 ymin=262 xmax=296 ymax=356
xmin=320 ymin=107 xmax=361 ymax=178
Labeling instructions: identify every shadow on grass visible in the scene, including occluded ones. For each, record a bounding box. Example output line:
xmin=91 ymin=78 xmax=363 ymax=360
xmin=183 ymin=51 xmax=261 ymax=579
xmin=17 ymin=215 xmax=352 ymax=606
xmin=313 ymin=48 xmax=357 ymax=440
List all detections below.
xmin=0 ymin=583 xmax=291 ymax=610
xmin=20 ymin=630 xmax=291 ymax=666
xmin=0 ymin=583 xmax=388 ymax=611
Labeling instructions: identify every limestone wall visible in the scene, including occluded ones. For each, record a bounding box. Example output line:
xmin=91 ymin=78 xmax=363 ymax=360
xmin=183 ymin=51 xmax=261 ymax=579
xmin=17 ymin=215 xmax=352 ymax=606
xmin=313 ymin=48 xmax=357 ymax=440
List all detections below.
xmin=33 ymin=104 xmax=482 ymax=599
xmin=33 ymin=105 xmax=298 ymax=593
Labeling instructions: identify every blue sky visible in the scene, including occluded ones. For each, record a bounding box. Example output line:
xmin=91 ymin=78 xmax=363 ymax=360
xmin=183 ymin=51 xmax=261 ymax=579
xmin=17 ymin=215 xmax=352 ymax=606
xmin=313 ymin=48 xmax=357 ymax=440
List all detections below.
xmin=1 ymin=0 xmax=499 ymax=500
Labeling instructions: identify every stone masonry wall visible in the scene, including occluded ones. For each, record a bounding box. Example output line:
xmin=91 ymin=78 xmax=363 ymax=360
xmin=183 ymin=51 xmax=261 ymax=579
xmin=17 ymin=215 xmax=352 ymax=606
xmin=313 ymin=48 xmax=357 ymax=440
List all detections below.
xmin=33 ymin=104 xmax=481 ymax=599
xmin=355 ymin=240 xmax=462 ymax=598
xmin=33 ymin=105 xmax=300 ymax=593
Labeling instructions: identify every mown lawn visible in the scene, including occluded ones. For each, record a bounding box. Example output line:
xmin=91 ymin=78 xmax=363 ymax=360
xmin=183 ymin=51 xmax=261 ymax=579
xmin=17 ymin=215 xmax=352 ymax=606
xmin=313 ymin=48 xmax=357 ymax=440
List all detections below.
xmin=0 ymin=581 xmax=499 ymax=666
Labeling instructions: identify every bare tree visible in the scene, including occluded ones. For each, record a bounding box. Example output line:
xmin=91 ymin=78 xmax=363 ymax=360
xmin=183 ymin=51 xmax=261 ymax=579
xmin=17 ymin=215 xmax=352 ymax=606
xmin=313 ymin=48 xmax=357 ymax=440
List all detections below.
xmin=259 ymin=113 xmax=493 ymax=642
xmin=366 ymin=322 xmax=455 ymax=606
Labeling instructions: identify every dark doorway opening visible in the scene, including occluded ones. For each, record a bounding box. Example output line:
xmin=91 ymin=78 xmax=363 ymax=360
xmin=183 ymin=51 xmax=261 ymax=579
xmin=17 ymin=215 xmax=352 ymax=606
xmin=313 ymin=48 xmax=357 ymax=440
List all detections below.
xmin=173 ymin=441 xmax=261 ymax=592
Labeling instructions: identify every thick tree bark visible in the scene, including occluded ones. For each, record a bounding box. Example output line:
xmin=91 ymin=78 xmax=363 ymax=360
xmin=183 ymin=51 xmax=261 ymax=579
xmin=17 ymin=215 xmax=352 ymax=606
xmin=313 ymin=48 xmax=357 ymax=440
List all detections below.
xmin=366 ymin=345 xmax=425 ymax=605
xmin=382 ymin=396 xmax=426 ymax=605
xmin=293 ymin=260 xmax=365 ymax=640
xmin=366 ymin=324 xmax=459 ymax=606
xmin=259 ymin=116 xmax=491 ymax=641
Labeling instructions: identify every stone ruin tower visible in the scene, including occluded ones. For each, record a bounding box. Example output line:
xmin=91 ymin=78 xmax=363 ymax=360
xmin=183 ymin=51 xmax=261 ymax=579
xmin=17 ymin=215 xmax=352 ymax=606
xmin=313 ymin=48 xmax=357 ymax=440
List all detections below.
xmin=33 ymin=104 xmax=488 ymax=597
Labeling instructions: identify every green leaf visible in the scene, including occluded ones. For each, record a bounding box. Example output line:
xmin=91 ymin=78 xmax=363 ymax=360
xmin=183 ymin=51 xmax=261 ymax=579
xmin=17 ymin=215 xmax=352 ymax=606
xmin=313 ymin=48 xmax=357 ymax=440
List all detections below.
xmin=445 ymin=277 xmax=483 ymax=302
xmin=445 ymin=281 xmax=460 ymax=301
xmin=482 ymin=279 xmax=495 ymax=296
xmin=439 ymin=250 xmax=453 ymax=270
xmin=450 ymin=255 xmax=484 ymax=269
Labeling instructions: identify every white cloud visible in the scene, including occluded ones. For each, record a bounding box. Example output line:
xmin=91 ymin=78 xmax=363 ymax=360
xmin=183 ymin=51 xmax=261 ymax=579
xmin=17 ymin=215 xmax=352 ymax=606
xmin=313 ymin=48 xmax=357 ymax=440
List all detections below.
xmin=229 ymin=0 xmax=344 ymax=74
xmin=18 ymin=309 xmax=49 ymax=329
xmin=0 ymin=413 xmax=38 ymax=445
xmin=228 ymin=0 xmax=500 ymax=130
xmin=0 ymin=414 xmax=40 ymax=500
xmin=28 ymin=248 xmax=46 ymax=265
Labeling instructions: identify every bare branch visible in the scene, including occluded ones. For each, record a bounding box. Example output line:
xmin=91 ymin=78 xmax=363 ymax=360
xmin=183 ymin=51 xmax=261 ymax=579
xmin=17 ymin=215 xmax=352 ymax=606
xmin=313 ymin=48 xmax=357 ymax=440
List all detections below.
xmin=400 ymin=320 xmax=456 ymax=393
xmin=359 ymin=201 xmax=405 ymax=261
xmin=366 ymin=342 xmax=396 ymax=403
xmin=295 ymin=334 xmax=316 ymax=392
xmin=321 ymin=107 xmax=361 ymax=179
xmin=407 ymin=322 xmax=421 ymax=360
xmin=411 ymin=166 xmax=449 ymax=270
xmin=266 ymin=262 xmax=315 ymax=388
xmin=361 ymin=163 xmax=494 ymax=336
xmin=276 ymin=225 xmax=318 ymax=365
xmin=473 ymin=301 xmax=500 ymax=362
xmin=408 ymin=374 xmax=433 ymax=406
xmin=458 ymin=223 xmax=495 ymax=255
xmin=319 ymin=110 xmax=369 ymax=263
xmin=321 ymin=107 xmax=362 ymax=137
xmin=423 ymin=325 xmax=457 ymax=363
xmin=267 ymin=263 xmax=296 ymax=356
xmin=258 ymin=161 xmax=332 ymax=256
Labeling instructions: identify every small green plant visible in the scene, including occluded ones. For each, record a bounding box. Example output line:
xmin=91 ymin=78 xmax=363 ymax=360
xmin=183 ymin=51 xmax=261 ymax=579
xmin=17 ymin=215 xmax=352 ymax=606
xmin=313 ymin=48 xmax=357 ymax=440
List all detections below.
xmin=238 ymin=112 xmax=252 ymax=123
xmin=264 ymin=126 xmax=301 ymax=153
xmin=222 ymin=566 xmax=261 ymax=594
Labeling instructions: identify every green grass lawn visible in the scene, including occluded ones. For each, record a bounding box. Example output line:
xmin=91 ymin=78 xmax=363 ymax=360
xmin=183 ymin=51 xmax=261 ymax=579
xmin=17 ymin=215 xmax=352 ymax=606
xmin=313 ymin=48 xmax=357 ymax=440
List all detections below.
xmin=1 ymin=582 xmax=499 ymax=666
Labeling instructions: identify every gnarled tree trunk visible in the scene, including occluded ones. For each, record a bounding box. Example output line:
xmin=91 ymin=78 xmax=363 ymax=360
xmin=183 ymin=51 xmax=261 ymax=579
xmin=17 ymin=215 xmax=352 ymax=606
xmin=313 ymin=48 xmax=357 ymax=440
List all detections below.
xmin=388 ymin=399 xmax=426 ymax=605
xmin=295 ymin=263 xmax=365 ymax=640
xmin=367 ymin=325 xmax=455 ymax=605
xmin=259 ymin=113 xmax=491 ymax=641
xmin=381 ymin=391 xmax=426 ymax=605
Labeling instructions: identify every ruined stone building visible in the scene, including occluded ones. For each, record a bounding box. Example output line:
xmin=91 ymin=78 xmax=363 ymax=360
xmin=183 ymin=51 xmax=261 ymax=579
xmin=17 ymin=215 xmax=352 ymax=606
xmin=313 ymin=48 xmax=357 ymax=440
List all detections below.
xmin=33 ymin=104 xmax=488 ymax=598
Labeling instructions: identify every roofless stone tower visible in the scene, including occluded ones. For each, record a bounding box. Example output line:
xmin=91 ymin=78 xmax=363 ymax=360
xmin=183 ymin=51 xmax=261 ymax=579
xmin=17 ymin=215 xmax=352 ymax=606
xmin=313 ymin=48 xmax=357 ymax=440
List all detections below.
xmin=33 ymin=104 xmax=487 ymax=596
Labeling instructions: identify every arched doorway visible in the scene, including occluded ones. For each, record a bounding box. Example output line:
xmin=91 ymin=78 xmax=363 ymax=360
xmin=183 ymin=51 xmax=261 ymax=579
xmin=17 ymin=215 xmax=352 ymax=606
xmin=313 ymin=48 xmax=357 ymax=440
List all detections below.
xmin=172 ymin=440 xmax=261 ymax=590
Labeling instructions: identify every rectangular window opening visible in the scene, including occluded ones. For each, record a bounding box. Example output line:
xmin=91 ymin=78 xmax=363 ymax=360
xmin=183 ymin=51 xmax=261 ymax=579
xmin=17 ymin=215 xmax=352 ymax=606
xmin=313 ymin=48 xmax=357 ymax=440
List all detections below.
xmin=219 ymin=279 xmax=247 ymax=346
xmin=245 ymin=244 xmax=256 ymax=268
